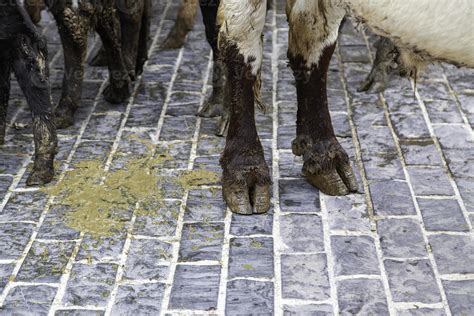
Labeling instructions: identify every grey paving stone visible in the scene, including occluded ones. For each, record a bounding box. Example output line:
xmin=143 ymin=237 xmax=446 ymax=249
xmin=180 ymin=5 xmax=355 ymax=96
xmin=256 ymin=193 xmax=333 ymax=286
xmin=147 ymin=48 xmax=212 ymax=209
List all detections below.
xmin=169 ymin=265 xmax=220 ymax=311
xmin=193 ymin=155 xmax=222 ymax=173
xmin=111 ymin=283 xmax=165 ymax=315
xmin=429 ymin=234 xmax=474 ymax=274
xmin=397 ymin=308 xmax=446 ymax=316
xmin=0 ymin=176 xmax=12 ymax=200
xmin=0 ymin=153 xmax=27 ymax=175
xmin=280 ymin=214 xmax=324 ymax=253
xmin=0 ymin=285 xmax=56 ymax=315
xmin=62 ymin=263 xmax=118 ymax=307
xmin=230 ymin=208 xmax=273 ymax=236
xmin=326 ymin=195 xmax=371 ymax=232
xmin=425 ymin=99 xmax=464 ymax=124
xmin=0 ymin=223 xmax=34 ymax=260
xmin=0 ymin=264 xmax=14 ymax=293
xmin=228 ymin=237 xmax=274 ymax=279
xmin=444 ymin=149 xmax=474 ymax=179
xmin=71 ymin=141 xmax=113 ymax=165
xmin=16 ymin=241 xmax=75 ymax=283
xmin=185 ymin=188 xmax=226 ymax=222
xmin=442 ymin=280 xmax=474 ymax=316
xmin=196 ymin=136 xmax=225 ymax=156
xmin=159 ymin=116 xmax=197 ymax=141
xmin=283 ymin=304 xmax=333 ymax=316
xmin=390 ymin=112 xmax=431 ymax=139
xmin=123 ymin=239 xmax=171 ymax=281
xmin=226 ymin=279 xmax=274 ymax=315
xmin=0 ymin=191 xmax=48 ymax=222
xmin=278 ymin=125 xmax=296 ymax=150
xmin=281 ymin=254 xmax=330 ymax=301
xmin=279 ymin=151 xmax=304 ymax=178
xmin=408 ymin=167 xmax=455 ymax=196
xmin=125 ymin=104 xmax=162 ymax=128
xmin=55 ymin=310 xmax=104 ymax=316
xmin=279 ymin=179 xmax=320 ymax=212
xmin=179 ymin=223 xmax=224 ymax=262
xmin=377 ymin=219 xmax=427 ymax=258
xmin=37 ymin=204 xmax=81 ymax=240
xmin=433 ymin=125 xmax=473 ymax=150
xmin=418 ymin=198 xmax=469 ymax=232
xmin=331 ymin=236 xmax=380 ymax=276
xmin=337 ymin=279 xmax=389 ymax=315
xmin=370 ymin=180 xmax=417 ymax=216
xmin=82 ymin=113 xmax=122 ymax=141
xmin=400 ymin=139 xmax=443 ymax=166
xmin=455 ymin=178 xmax=474 ymax=213
xmin=133 ymin=200 xmax=181 ymax=237
xmin=384 ymin=259 xmax=441 ymax=303
xmin=76 ymin=229 xmax=128 ymax=261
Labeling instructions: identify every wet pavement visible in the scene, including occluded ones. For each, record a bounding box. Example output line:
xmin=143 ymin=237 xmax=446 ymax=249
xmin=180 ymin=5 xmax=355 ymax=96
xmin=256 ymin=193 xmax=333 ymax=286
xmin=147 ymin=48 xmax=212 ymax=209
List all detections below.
xmin=0 ymin=1 xmax=473 ymax=315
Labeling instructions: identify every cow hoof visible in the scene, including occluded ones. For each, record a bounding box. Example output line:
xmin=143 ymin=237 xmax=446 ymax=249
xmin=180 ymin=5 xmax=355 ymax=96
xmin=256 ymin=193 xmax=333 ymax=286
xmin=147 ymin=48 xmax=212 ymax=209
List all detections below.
xmin=103 ymin=83 xmax=131 ymax=104
xmin=27 ymin=166 xmax=54 ymax=186
xmin=292 ymin=135 xmax=358 ymax=196
xmin=198 ymin=92 xmax=225 ymax=118
xmin=55 ymin=105 xmax=75 ymax=129
xmin=161 ymin=35 xmax=186 ymax=50
xmin=358 ymin=72 xmax=388 ymax=93
xmin=221 ymin=156 xmax=272 ymax=215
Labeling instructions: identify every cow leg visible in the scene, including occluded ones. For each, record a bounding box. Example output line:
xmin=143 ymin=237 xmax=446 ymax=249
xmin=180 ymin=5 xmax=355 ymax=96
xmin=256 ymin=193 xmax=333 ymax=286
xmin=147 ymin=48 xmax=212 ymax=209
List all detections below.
xmin=287 ymin=0 xmax=358 ymax=195
xmin=13 ymin=34 xmax=57 ymax=185
xmin=116 ymin=0 xmax=145 ymax=80
xmin=0 ymin=52 xmax=11 ymax=146
xmin=161 ymin=0 xmax=198 ymax=50
xmin=135 ymin=0 xmax=151 ymax=77
xmin=96 ymin=5 xmax=132 ymax=104
xmin=219 ymin=0 xmax=271 ymax=214
xmin=359 ymin=37 xmax=398 ymax=93
xmin=198 ymin=0 xmax=226 ymax=119
xmin=53 ymin=7 xmax=89 ymax=128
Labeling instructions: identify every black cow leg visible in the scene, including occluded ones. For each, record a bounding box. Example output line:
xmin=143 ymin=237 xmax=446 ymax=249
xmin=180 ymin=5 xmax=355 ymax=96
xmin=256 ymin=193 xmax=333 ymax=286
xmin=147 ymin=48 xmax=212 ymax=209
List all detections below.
xmin=117 ymin=0 xmax=145 ymax=81
xmin=54 ymin=13 xmax=88 ymax=129
xmin=96 ymin=7 xmax=132 ymax=104
xmin=13 ymin=35 xmax=57 ymax=186
xmin=135 ymin=0 xmax=151 ymax=77
xmin=289 ymin=43 xmax=358 ymax=195
xmin=220 ymin=42 xmax=271 ymax=215
xmin=198 ymin=0 xmax=228 ymax=124
xmin=0 ymin=59 xmax=11 ymax=146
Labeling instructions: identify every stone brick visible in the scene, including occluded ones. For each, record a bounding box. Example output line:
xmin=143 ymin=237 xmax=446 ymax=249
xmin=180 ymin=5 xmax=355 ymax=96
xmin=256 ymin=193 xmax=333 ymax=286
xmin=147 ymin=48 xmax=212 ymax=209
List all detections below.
xmin=123 ymin=239 xmax=171 ymax=281
xmin=228 ymin=237 xmax=274 ymax=279
xmin=370 ymin=180 xmax=417 ymax=216
xmin=418 ymin=198 xmax=469 ymax=232
xmin=179 ymin=223 xmax=224 ymax=262
xmin=442 ymin=280 xmax=474 ymax=316
xmin=226 ymin=280 xmax=274 ymax=315
xmin=407 ymin=167 xmax=454 ymax=196
xmin=112 ymin=283 xmax=165 ymax=315
xmin=0 ymin=285 xmax=56 ymax=315
xmin=429 ymin=234 xmax=474 ymax=274
xmin=280 ymin=214 xmax=324 ymax=253
xmin=279 ymin=179 xmax=320 ymax=213
xmin=337 ymin=279 xmax=389 ymax=315
xmin=281 ymin=254 xmax=330 ymax=301
xmin=377 ymin=219 xmax=427 ymax=258
xmin=0 ymin=223 xmax=34 ymax=260
xmin=169 ymin=265 xmax=220 ymax=311
xmin=331 ymin=236 xmax=380 ymax=276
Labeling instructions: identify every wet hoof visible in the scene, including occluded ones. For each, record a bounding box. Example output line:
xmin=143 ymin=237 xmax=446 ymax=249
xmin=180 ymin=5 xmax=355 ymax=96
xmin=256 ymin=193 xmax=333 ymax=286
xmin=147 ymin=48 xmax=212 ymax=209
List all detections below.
xmin=221 ymin=153 xmax=272 ymax=215
xmin=161 ymin=35 xmax=186 ymax=50
xmin=103 ymin=82 xmax=131 ymax=104
xmin=89 ymin=48 xmax=107 ymax=67
xmin=292 ymin=135 xmax=358 ymax=196
xmin=358 ymin=71 xmax=388 ymax=93
xmin=198 ymin=89 xmax=226 ymax=118
xmin=54 ymin=103 xmax=76 ymax=129
xmin=27 ymin=165 xmax=54 ymax=186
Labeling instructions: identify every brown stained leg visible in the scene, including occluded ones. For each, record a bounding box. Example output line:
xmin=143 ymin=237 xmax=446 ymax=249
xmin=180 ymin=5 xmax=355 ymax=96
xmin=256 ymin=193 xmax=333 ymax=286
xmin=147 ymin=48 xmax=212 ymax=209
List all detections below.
xmin=0 ymin=56 xmax=11 ymax=146
xmin=24 ymin=0 xmax=45 ymax=24
xmin=289 ymin=43 xmax=358 ymax=195
xmin=96 ymin=5 xmax=132 ymax=104
xmin=52 ymin=7 xmax=89 ymax=129
xmin=161 ymin=0 xmax=199 ymax=50
xmin=13 ymin=34 xmax=57 ymax=185
xmin=220 ymin=42 xmax=271 ymax=215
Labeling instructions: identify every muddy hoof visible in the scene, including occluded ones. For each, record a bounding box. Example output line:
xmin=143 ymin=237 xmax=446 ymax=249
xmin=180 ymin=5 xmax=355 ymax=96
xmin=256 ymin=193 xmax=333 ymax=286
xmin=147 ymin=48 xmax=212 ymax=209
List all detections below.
xmin=358 ymin=72 xmax=388 ymax=93
xmin=27 ymin=166 xmax=54 ymax=186
xmin=221 ymin=153 xmax=272 ymax=214
xmin=216 ymin=113 xmax=230 ymax=137
xmin=55 ymin=105 xmax=75 ymax=129
xmin=103 ymin=82 xmax=131 ymax=104
xmin=161 ymin=35 xmax=186 ymax=50
xmin=89 ymin=48 xmax=107 ymax=67
xmin=292 ymin=135 xmax=358 ymax=196
xmin=199 ymin=91 xmax=225 ymax=118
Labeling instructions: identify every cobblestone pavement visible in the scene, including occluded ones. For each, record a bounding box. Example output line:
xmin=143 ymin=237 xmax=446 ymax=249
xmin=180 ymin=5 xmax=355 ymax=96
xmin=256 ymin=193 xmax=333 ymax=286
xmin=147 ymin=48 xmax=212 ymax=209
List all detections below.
xmin=0 ymin=1 xmax=473 ymax=315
